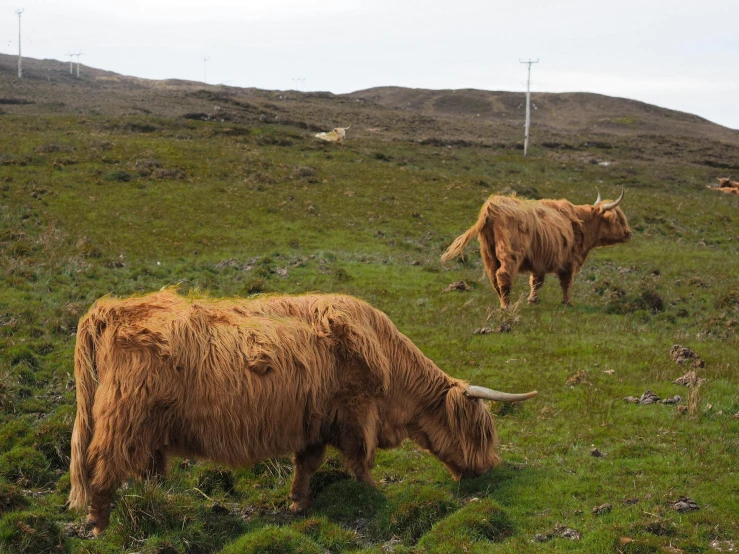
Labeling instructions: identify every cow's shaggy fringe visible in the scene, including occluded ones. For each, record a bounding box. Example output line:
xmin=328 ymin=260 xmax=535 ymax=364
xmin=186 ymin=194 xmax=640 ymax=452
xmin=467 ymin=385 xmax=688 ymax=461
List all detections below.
xmin=441 ymin=194 xmax=631 ymax=307
xmin=69 ymin=290 xmax=503 ymax=535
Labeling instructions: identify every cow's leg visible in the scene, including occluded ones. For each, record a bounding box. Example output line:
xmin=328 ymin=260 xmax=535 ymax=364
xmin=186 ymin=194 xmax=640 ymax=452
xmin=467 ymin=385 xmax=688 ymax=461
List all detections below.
xmin=528 ymin=273 xmax=545 ymax=304
xmin=558 ymin=268 xmax=575 ymax=306
xmin=495 ymin=261 xmax=517 ymax=309
xmin=86 ymin=437 xmax=125 ymax=536
xmin=337 ymin=422 xmax=378 ymax=488
xmin=289 ymin=443 xmax=326 ymax=513
xmin=479 ymin=244 xmax=502 ymax=300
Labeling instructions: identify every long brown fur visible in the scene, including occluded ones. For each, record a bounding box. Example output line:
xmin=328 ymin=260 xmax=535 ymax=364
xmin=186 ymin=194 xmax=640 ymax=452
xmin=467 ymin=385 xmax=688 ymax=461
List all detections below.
xmin=69 ymin=290 xmax=505 ymax=535
xmin=441 ymin=194 xmax=631 ymax=307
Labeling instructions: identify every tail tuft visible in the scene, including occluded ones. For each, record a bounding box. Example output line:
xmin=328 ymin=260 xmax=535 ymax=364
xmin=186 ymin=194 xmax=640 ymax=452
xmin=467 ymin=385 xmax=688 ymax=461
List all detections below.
xmin=441 ymin=212 xmax=488 ymax=263
xmin=68 ymin=313 xmax=101 ymax=510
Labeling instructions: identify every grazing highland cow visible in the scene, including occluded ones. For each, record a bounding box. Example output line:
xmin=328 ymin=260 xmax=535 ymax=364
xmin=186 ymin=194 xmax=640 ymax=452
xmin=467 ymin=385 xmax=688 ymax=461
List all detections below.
xmin=441 ymin=188 xmax=631 ymax=308
xmin=68 ymin=290 xmax=536 ymax=536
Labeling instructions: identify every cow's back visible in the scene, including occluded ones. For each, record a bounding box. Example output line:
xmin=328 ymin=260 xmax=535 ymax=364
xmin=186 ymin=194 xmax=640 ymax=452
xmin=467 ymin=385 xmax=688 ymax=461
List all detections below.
xmin=486 ymin=196 xmax=577 ymax=273
xmin=88 ymin=291 xmax=394 ymax=466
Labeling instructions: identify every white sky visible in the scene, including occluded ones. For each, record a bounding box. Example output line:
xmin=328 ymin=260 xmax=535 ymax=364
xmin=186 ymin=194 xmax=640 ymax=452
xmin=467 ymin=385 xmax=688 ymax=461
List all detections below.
xmin=2 ymin=0 xmax=738 ymax=129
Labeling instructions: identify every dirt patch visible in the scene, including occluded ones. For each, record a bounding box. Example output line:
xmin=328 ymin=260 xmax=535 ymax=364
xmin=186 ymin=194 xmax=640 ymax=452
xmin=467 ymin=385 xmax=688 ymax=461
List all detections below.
xmin=442 ymin=280 xmax=473 ymax=293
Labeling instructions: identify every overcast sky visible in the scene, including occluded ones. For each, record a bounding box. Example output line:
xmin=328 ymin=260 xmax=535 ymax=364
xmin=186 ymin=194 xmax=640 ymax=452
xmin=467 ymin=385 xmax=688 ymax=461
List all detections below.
xmin=2 ymin=0 xmax=738 ymax=129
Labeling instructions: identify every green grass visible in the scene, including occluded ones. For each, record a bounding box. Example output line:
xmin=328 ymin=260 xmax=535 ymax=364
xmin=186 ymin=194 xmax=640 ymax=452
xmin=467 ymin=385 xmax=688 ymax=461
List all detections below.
xmin=0 ymin=112 xmax=737 ymax=553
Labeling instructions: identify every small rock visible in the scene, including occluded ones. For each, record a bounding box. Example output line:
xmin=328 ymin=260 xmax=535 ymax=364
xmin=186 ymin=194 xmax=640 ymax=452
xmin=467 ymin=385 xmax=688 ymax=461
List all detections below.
xmin=624 ymin=498 xmax=639 ymax=505
xmin=660 ymin=395 xmax=682 ymax=404
xmin=592 ymin=503 xmax=612 ymax=516
xmin=709 ymin=539 xmax=736 ymax=552
xmin=603 ymin=369 xmax=615 ymax=375
xmin=672 ymin=496 xmax=699 ymax=512
xmin=624 ymin=396 xmax=639 ymax=403
xmin=473 ymin=323 xmax=511 ymax=334
xmin=533 ymin=526 xmax=582 ymax=543
xmin=669 ymin=345 xmax=704 ymax=368
xmin=442 ymin=280 xmax=473 ymax=293
xmin=674 ymin=371 xmax=707 ymax=387
xmin=565 ymin=370 xmax=589 ymax=386
xmin=590 ymin=448 xmax=604 ymax=458
xmin=275 ymin=267 xmax=288 ymax=277
xmin=555 ymin=526 xmax=582 ymax=540
xmin=638 ymin=390 xmax=661 ymax=404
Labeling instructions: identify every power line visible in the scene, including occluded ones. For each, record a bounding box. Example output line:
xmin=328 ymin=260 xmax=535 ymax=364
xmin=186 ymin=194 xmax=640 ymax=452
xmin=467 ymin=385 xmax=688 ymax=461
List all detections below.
xmin=519 ymin=58 xmax=539 ymax=157
xmin=15 ymin=9 xmax=24 ymax=79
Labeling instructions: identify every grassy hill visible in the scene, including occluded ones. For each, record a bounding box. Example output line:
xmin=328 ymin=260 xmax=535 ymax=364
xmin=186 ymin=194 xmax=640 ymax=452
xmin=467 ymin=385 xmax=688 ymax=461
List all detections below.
xmin=0 ymin=55 xmax=737 ymax=553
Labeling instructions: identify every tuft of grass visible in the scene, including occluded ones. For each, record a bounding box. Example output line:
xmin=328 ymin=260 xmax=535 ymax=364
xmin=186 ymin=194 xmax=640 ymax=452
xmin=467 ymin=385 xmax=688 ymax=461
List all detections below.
xmin=218 ymin=526 xmax=324 ymax=554
xmin=0 ymin=447 xmax=52 ymax=488
xmin=374 ymin=484 xmax=459 ymax=544
xmin=417 ymin=499 xmax=514 ymax=550
xmin=312 ymin=480 xmax=386 ymax=523
xmin=0 ymin=480 xmax=29 ymax=515
xmin=105 ymin=482 xmax=184 ymax=548
xmin=0 ymin=511 xmax=67 ymax=554
xmin=195 ymin=466 xmax=237 ymax=496
xmin=289 ymin=517 xmax=359 ymax=553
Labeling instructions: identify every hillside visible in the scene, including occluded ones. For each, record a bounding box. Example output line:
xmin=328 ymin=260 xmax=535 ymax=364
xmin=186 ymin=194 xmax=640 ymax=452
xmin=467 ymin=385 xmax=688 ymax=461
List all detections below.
xmin=2 ymin=54 xmax=739 ymax=171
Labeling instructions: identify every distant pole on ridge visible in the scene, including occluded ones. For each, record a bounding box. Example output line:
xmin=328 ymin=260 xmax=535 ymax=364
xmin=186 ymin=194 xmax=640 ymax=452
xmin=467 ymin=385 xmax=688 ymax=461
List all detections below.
xmin=74 ymin=53 xmax=83 ymax=78
xmin=16 ymin=9 xmax=24 ymax=79
xmin=520 ymin=58 xmax=539 ymax=157
xmin=67 ymin=52 xmax=74 ymax=74
xmin=203 ymin=56 xmax=210 ymax=84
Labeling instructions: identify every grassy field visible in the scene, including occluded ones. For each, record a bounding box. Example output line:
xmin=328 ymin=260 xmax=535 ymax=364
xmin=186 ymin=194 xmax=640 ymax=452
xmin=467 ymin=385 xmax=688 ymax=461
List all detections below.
xmin=0 ymin=111 xmax=737 ymax=553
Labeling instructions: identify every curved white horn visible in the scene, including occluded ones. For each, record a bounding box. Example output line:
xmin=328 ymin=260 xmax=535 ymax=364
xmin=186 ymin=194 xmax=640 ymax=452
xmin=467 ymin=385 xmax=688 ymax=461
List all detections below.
xmin=464 ymin=385 xmax=538 ymax=402
xmin=602 ymin=186 xmax=625 ymax=211
xmin=594 ymin=188 xmax=601 ymax=205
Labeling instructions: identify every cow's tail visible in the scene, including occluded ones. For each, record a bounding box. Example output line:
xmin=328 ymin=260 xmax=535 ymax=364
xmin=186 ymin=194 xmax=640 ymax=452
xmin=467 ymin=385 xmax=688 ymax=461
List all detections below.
xmin=68 ymin=311 xmax=101 ymax=510
xmin=440 ymin=207 xmax=488 ymax=263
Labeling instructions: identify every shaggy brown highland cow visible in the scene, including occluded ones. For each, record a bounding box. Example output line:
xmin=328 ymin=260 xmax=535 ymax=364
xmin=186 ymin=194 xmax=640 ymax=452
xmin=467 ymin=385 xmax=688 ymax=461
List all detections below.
xmin=441 ymin=189 xmax=631 ymax=308
xmin=68 ymin=290 xmax=537 ymax=536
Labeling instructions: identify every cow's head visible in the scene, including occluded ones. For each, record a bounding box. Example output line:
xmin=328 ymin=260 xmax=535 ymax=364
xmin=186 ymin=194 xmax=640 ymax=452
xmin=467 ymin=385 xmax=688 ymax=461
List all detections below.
xmin=588 ymin=187 xmax=632 ymax=247
xmin=409 ymin=383 xmax=537 ymax=480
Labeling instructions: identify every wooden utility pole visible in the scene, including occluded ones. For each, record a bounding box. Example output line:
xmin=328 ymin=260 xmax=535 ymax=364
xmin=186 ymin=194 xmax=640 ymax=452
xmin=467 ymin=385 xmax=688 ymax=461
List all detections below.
xmin=16 ymin=9 xmax=24 ymax=78
xmin=520 ymin=59 xmax=539 ymax=156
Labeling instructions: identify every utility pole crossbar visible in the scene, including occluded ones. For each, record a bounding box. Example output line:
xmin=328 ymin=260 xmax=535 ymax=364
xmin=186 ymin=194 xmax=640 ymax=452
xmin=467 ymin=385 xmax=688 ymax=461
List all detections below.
xmin=520 ymin=58 xmax=539 ymax=157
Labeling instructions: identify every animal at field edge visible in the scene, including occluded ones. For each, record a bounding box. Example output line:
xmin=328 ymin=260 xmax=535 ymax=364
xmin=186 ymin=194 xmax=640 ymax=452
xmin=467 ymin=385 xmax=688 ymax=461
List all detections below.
xmin=314 ymin=125 xmax=350 ymax=142
xmin=68 ymin=290 xmax=537 ymax=536
xmin=710 ymin=177 xmax=739 ymax=195
xmin=441 ymin=188 xmax=631 ymax=308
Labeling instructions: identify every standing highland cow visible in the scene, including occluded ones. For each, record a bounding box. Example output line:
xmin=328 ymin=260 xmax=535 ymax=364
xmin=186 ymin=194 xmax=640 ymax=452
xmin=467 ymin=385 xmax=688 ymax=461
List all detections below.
xmin=68 ymin=290 xmax=537 ymax=536
xmin=441 ymin=188 xmax=631 ymax=308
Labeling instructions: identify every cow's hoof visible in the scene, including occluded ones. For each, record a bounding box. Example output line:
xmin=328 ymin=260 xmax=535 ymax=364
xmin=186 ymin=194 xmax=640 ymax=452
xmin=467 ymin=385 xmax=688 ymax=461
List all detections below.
xmin=289 ymin=499 xmax=311 ymax=513
xmin=527 ymin=297 xmax=540 ymax=305
xmin=85 ymin=518 xmax=103 ymax=538
xmin=561 ymin=301 xmax=575 ymax=307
